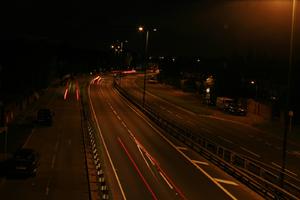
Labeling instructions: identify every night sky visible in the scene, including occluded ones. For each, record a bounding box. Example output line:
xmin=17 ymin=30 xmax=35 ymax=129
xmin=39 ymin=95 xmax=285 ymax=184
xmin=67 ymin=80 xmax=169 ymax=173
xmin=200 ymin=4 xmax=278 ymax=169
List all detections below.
xmin=1 ymin=1 xmax=299 ymax=58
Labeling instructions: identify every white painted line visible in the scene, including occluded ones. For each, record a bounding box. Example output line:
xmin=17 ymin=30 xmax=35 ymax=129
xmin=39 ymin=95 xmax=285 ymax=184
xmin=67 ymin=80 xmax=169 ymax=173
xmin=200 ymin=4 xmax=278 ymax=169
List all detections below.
xmin=177 ymin=115 xmax=183 ymax=119
xmin=192 ymin=160 xmax=209 ymax=166
xmin=275 ymin=146 xmax=281 ymax=150
xmin=23 ymin=129 xmax=35 ymax=148
xmin=272 ymin=162 xmax=298 ymax=177
xmin=217 ymin=136 xmax=233 ymax=144
xmin=201 ymin=128 xmax=212 ymax=133
xmin=54 ymin=141 xmax=59 ymax=151
xmin=113 ymin=110 xmax=117 ymax=115
xmin=159 ymin=171 xmax=174 ymax=190
xmin=45 ymin=186 xmax=50 ymax=195
xmin=265 ymin=142 xmax=272 ymax=146
xmin=89 ymin=83 xmax=127 ymax=200
xmin=177 ymin=146 xmax=188 ymax=151
xmin=121 ymin=121 xmax=127 ymax=128
xmin=119 ymin=93 xmax=238 ymax=200
xmin=214 ymin=178 xmax=238 ymax=186
xmin=240 ymin=147 xmax=261 ymax=158
xmin=51 ymin=154 xmax=56 ymax=169
xmin=117 ymin=115 xmax=121 ymax=120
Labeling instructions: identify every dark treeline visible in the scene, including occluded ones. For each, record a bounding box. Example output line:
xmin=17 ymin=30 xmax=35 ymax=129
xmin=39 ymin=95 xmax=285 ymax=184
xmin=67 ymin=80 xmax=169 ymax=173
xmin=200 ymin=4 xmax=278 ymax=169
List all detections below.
xmin=0 ymin=38 xmax=107 ymax=102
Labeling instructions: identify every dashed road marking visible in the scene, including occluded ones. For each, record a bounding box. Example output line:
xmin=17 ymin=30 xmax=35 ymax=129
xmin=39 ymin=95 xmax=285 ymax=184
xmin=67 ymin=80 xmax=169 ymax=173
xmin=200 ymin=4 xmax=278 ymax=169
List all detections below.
xmin=177 ymin=146 xmax=188 ymax=151
xmin=159 ymin=171 xmax=173 ymax=190
xmin=272 ymin=162 xmax=298 ymax=177
xmin=51 ymin=154 xmax=56 ymax=169
xmin=192 ymin=160 xmax=209 ymax=166
xmin=217 ymin=136 xmax=233 ymax=144
xmin=240 ymin=147 xmax=261 ymax=158
xmin=121 ymin=121 xmax=127 ymax=128
xmin=214 ymin=178 xmax=238 ymax=186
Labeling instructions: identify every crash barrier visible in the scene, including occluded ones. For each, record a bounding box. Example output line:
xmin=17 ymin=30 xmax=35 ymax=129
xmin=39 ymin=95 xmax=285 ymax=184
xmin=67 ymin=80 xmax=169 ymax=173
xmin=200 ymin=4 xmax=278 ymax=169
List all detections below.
xmin=114 ymin=80 xmax=299 ymax=200
xmin=81 ymin=87 xmax=110 ymax=200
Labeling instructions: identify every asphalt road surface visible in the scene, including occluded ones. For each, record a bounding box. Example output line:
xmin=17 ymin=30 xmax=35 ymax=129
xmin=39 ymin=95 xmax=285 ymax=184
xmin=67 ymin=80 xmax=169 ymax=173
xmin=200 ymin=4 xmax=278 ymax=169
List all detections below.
xmin=120 ymin=74 xmax=300 ymax=186
xmin=88 ymin=75 xmax=262 ymax=200
xmin=0 ymin=80 xmax=89 ymax=200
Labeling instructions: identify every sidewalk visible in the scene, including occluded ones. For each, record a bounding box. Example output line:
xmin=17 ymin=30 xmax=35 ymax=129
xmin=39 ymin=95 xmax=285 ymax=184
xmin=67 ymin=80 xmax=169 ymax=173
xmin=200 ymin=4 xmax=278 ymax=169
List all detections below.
xmin=135 ymin=77 xmax=300 ymax=142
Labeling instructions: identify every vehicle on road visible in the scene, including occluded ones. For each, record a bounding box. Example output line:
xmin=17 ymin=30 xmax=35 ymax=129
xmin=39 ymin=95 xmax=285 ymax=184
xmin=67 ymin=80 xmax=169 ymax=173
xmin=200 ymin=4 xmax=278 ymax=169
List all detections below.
xmin=224 ymin=103 xmax=247 ymax=116
xmin=7 ymin=148 xmax=39 ymax=177
xmin=37 ymin=108 xmax=53 ymax=126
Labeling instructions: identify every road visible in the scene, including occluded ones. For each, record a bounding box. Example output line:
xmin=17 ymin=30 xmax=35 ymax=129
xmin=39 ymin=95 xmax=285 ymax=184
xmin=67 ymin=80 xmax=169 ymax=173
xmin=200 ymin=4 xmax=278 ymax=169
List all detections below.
xmin=120 ymin=74 xmax=300 ymax=188
xmin=0 ymin=79 xmax=89 ymax=200
xmin=88 ymin=75 xmax=262 ymax=199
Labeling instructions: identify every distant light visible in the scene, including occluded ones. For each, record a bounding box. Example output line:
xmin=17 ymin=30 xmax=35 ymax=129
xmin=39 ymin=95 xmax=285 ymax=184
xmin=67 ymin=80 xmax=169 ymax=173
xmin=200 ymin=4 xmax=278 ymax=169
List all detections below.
xmin=153 ymin=28 xmax=157 ymax=32
xmin=111 ymin=45 xmax=114 ymax=49
xmin=206 ymin=88 xmax=210 ymax=93
xmin=250 ymin=80 xmax=255 ymax=84
xmin=197 ymin=59 xmax=201 ymax=62
xmin=172 ymin=58 xmax=176 ymax=62
xmin=138 ymin=26 xmax=144 ymax=32
xmin=159 ymin=56 xmax=164 ymax=60
xmin=149 ymin=56 xmax=152 ymax=60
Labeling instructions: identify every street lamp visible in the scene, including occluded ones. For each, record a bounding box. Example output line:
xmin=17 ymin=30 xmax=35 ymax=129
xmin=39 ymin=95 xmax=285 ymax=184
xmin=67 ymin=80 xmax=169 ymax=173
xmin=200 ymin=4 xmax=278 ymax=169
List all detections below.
xmin=280 ymin=0 xmax=297 ymax=186
xmin=138 ymin=26 xmax=157 ymax=107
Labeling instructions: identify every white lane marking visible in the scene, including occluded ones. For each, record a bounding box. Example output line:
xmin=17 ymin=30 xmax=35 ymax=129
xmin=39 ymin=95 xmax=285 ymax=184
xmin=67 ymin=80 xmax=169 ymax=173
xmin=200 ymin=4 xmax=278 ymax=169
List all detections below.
xmin=117 ymin=115 xmax=121 ymax=120
xmin=121 ymin=121 xmax=127 ymax=128
xmin=117 ymin=91 xmax=238 ymax=200
xmin=265 ymin=142 xmax=272 ymax=146
xmin=240 ymin=147 xmax=261 ymax=158
xmin=201 ymin=127 xmax=212 ymax=133
xmin=159 ymin=106 xmax=166 ymax=110
xmin=192 ymin=160 xmax=209 ymax=166
xmin=175 ymin=114 xmax=183 ymax=119
xmin=214 ymin=178 xmax=238 ymax=186
xmin=54 ymin=141 xmax=59 ymax=151
xmin=159 ymin=171 xmax=174 ymax=190
xmin=89 ymin=83 xmax=127 ymax=200
xmin=217 ymin=136 xmax=233 ymax=144
xmin=167 ymin=110 xmax=173 ymax=114
xmin=51 ymin=154 xmax=56 ymax=169
xmin=113 ymin=110 xmax=117 ymax=115
xmin=45 ymin=178 xmax=51 ymax=195
xmin=23 ymin=129 xmax=35 ymax=148
xmin=45 ymin=186 xmax=50 ymax=195
xmin=272 ymin=162 xmax=298 ymax=177
xmin=275 ymin=146 xmax=281 ymax=150
xmin=177 ymin=146 xmax=188 ymax=151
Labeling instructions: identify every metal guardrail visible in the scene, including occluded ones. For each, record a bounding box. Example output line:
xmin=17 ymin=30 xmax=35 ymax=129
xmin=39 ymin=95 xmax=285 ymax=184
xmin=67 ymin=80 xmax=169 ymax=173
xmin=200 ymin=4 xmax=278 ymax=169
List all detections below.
xmin=81 ymin=84 xmax=110 ymax=200
xmin=114 ymin=80 xmax=300 ymax=200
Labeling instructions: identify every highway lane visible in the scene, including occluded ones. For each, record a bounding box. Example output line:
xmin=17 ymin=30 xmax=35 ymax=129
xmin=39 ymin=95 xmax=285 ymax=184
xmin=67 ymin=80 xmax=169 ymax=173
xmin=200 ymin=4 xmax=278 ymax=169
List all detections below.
xmin=0 ymin=80 xmax=89 ymax=200
xmin=89 ymin=75 xmax=262 ymax=200
xmin=121 ymin=74 xmax=300 ymax=184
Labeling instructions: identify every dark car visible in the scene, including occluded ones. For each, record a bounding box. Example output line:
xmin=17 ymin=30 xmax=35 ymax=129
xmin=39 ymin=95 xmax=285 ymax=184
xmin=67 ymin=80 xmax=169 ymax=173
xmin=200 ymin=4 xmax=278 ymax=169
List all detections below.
xmin=37 ymin=108 xmax=53 ymax=126
xmin=224 ymin=103 xmax=247 ymax=116
xmin=7 ymin=148 xmax=39 ymax=177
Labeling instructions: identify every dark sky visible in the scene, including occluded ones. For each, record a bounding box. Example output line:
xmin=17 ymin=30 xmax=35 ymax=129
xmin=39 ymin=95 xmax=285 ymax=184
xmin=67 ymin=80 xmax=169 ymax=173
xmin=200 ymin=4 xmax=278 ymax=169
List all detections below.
xmin=1 ymin=1 xmax=299 ymax=58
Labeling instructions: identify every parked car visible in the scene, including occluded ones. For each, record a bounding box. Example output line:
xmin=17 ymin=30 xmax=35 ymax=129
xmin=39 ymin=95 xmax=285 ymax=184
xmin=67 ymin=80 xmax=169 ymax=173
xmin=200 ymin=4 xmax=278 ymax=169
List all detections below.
xmin=37 ymin=108 xmax=53 ymax=126
xmin=7 ymin=148 xmax=39 ymax=177
xmin=224 ymin=103 xmax=247 ymax=116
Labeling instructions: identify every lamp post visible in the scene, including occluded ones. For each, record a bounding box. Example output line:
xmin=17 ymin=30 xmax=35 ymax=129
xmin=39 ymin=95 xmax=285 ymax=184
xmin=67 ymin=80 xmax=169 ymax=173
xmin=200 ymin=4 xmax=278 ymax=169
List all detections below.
xmin=138 ymin=26 xmax=157 ymax=107
xmin=280 ymin=0 xmax=297 ymax=186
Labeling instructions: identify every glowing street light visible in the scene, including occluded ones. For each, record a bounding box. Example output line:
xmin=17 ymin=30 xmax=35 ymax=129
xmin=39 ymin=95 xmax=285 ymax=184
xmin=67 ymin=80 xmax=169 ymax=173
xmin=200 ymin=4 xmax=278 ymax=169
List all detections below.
xmin=138 ymin=25 xmax=157 ymax=107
